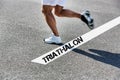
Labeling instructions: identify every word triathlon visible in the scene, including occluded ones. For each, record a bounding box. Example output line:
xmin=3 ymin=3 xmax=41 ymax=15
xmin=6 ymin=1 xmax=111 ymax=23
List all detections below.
xmin=43 ymin=37 xmax=83 ymax=63
xmin=32 ymin=16 xmax=120 ymax=65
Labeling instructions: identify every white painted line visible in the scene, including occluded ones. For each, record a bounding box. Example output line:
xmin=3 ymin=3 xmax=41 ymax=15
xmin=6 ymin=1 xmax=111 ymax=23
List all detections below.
xmin=31 ymin=16 xmax=120 ymax=65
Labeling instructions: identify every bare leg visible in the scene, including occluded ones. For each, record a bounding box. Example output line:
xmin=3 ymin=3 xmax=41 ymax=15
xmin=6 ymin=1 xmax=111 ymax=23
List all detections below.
xmin=55 ymin=5 xmax=81 ymax=18
xmin=42 ymin=5 xmax=59 ymax=36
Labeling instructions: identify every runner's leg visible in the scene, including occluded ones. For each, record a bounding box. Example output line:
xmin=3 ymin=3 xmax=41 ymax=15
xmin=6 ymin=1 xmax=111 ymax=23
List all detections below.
xmin=54 ymin=5 xmax=94 ymax=29
xmin=42 ymin=5 xmax=59 ymax=36
xmin=55 ymin=5 xmax=81 ymax=18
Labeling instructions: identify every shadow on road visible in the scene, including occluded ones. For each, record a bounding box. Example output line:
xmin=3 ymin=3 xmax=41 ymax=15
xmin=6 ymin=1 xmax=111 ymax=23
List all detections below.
xmin=73 ymin=48 xmax=120 ymax=68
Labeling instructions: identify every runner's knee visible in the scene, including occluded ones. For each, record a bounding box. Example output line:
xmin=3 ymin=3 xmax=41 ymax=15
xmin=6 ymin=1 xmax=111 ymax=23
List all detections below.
xmin=42 ymin=6 xmax=53 ymax=15
xmin=42 ymin=9 xmax=52 ymax=16
xmin=54 ymin=5 xmax=63 ymax=17
xmin=55 ymin=11 xmax=62 ymax=17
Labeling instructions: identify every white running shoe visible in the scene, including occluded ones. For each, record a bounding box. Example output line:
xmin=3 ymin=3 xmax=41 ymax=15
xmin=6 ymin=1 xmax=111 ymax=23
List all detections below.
xmin=44 ymin=35 xmax=62 ymax=44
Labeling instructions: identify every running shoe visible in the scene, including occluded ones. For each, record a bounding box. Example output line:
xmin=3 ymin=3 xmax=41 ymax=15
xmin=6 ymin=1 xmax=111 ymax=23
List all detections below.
xmin=81 ymin=10 xmax=94 ymax=29
xmin=44 ymin=34 xmax=62 ymax=44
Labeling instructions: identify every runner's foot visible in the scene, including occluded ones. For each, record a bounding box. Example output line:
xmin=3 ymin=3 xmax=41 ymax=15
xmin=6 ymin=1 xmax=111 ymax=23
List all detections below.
xmin=81 ymin=10 xmax=94 ymax=29
xmin=44 ymin=34 xmax=62 ymax=44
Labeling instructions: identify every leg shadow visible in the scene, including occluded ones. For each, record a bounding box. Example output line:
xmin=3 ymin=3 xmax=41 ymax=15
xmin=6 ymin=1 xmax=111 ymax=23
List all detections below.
xmin=73 ymin=48 xmax=120 ymax=68
xmin=51 ymin=43 xmax=120 ymax=68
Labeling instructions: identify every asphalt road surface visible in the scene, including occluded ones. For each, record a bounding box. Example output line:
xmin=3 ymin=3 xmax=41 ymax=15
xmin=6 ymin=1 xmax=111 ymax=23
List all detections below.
xmin=0 ymin=0 xmax=120 ymax=80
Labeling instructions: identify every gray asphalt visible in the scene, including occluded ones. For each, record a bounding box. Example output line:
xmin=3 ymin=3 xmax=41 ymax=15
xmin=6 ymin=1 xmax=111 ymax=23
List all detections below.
xmin=0 ymin=0 xmax=120 ymax=80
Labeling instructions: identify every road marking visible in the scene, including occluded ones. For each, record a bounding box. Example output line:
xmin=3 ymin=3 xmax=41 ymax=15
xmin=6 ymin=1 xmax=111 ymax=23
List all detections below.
xmin=31 ymin=16 xmax=120 ymax=65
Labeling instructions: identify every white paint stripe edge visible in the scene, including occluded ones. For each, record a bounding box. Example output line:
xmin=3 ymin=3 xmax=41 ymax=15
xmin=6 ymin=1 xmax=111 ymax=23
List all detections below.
xmin=31 ymin=16 xmax=120 ymax=65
